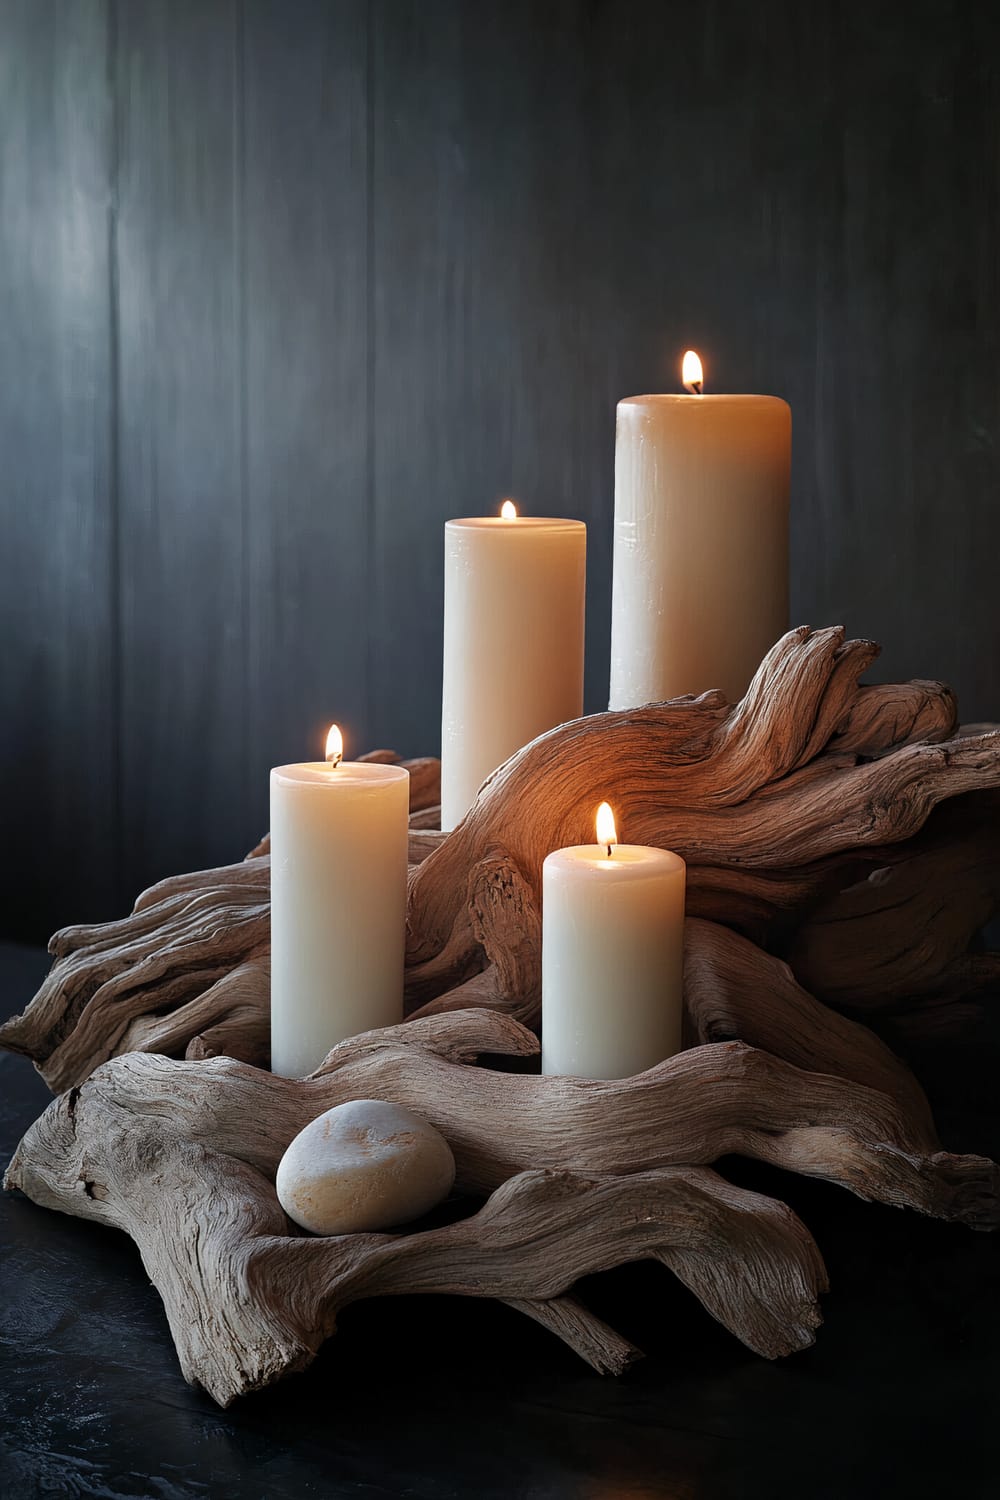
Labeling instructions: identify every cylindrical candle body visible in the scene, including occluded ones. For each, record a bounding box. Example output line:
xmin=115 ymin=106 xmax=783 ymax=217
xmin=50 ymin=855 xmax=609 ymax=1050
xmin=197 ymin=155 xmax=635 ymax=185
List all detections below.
xmin=441 ymin=516 xmax=586 ymax=831
xmin=609 ymin=394 xmax=791 ymax=708
xmin=270 ymin=761 xmax=409 ymax=1078
xmin=541 ymin=843 xmax=686 ymax=1079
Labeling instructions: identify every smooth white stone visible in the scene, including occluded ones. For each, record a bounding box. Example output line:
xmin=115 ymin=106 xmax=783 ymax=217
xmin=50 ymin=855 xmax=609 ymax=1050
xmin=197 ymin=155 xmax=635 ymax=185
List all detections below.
xmin=275 ymin=1099 xmax=456 ymax=1235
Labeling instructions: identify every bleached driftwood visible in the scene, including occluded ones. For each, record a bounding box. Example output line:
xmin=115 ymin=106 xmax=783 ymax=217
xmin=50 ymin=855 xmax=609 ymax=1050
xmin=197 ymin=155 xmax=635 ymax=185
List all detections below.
xmin=3 ymin=628 xmax=998 ymax=1092
xmin=3 ymin=627 xmax=1000 ymax=1405
xmin=0 ymin=1002 xmax=961 ymax=1406
xmin=405 ymin=629 xmax=997 ymax=1014
xmin=7 ymin=1007 xmax=997 ymax=1403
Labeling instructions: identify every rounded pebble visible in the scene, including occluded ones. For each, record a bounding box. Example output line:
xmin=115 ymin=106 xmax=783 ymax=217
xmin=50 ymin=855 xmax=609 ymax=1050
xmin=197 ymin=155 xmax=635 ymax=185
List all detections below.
xmin=275 ymin=1098 xmax=456 ymax=1235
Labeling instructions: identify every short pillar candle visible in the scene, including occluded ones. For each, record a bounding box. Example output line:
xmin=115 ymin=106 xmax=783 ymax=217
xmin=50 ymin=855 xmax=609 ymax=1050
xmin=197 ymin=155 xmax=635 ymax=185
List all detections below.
xmin=541 ymin=803 xmax=686 ymax=1079
xmin=270 ymin=726 xmax=410 ymax=1078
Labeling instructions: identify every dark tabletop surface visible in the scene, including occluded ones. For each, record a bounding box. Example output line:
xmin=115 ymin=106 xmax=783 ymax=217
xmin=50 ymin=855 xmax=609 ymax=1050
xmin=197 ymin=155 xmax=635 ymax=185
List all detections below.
xmin=1 ymin=943 xmax=998 ymax=1500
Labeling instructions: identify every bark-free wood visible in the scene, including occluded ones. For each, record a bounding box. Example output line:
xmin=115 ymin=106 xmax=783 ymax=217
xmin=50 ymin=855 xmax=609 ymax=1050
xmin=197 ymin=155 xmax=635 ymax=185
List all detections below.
xmin=407 ymin=628 xmax=999 ymax=1015
xmin=1 ymin=1008 xmax=825 ymax=1404
xmin=9 ymin=1004 xmax=999 ymax=1403
xmin=787 ymin=787 xmax=1000 ymax=1012
xmin=5 ymin=629 xmax=1000 ymax=1403
xmin=4 ymin=629 xmax=999 ymax=1093
xmin=0 ymin=753 xmax=437 ymax=1090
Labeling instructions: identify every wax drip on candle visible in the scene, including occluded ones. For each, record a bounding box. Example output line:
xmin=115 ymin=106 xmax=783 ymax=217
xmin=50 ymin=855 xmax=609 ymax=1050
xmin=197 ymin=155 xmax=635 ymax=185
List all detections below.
xmin=500 ymin=499 xmax=517 ymax=519
xmin=325 ymin=723 xmax=344 ymax=770
xmin=596 ymin=801 xmax=618 ymax=859
xmin=682 ymin=349 xmax=704 ymax=395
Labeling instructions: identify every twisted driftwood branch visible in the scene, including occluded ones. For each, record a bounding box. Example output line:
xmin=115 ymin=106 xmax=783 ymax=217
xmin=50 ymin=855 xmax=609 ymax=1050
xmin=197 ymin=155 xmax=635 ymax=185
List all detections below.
xmin=3 ymin=628 xmax=998 ymax=1092
xmin=14 ymin=1009 xmax=996 ymax=1226
xmin=406 ymin=628 xmax=995 ymax=987
xmin=4 ymin=628 xmax=999 ymax=1402
xmin=6 ymin=1011 xmax=834 ymax=1405
xmin=0 ymin=754 xmax=436 ymax=1090
xmin=4 ymin=1005 xmax=841 ymax=1405
xmin=788 ymin=787 xmax=1000 ymax=1012
xmin=9 ymin=1003 xmax=998 ymax=1402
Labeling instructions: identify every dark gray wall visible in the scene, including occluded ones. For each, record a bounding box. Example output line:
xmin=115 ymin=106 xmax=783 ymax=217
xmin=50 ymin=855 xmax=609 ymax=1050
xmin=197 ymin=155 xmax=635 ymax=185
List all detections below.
xmin=3 ymin=0 xmax=999 ymax=942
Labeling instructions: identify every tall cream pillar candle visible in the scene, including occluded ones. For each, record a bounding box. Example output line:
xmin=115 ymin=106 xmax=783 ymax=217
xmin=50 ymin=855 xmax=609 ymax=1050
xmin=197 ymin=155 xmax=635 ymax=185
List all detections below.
xmin=441 ymin=503 xmax=586 ymax=831
xmin=541 ymin=803 xmax=686 ymax=1079
xmin=609 ymin=352 xmax=791 ymax=708
xmin=270 ymin=726 xmax=409 ymax=1078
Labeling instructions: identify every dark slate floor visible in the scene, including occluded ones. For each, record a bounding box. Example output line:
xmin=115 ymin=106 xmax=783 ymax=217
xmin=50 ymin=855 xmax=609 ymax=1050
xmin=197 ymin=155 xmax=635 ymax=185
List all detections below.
xmin=1 ymin=943 xmax=997 ymax=1500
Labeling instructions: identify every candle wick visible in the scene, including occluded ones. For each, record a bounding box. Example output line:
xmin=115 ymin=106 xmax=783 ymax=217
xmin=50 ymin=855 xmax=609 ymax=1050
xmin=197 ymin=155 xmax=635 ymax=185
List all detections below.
xmin=685 ymin=379 xmax=703 ymax=395
xmin=606 ymin=843 xmax=613 ymax=859
xmin=326 ymin=753 xmax=343 ymax=770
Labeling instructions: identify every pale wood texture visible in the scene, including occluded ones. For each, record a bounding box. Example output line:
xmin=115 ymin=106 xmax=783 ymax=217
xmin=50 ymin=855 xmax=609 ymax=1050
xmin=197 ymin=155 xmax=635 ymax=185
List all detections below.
xmin=4 ymin=628 xmax=999 ymax=1404
xmin=2 ymin=1008 xmax=840 ymax=1404
xmin=7 ymin=1006 xmax=996 ymax=1403
xmin=406 ymin=629 xmax=992 ymax=1003
xmin=4 ymin=629 xmax=998 ymax=1091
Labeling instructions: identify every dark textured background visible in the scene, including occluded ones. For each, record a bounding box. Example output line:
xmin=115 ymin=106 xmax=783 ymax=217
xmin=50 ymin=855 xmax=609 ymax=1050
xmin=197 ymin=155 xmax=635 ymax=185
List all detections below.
xmin=4 ymin=0 xmax=999 ymax=942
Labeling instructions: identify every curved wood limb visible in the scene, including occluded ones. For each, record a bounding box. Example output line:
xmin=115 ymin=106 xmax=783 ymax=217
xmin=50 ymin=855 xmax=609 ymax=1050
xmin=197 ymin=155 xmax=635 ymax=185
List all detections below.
xmin=7 ymin=1029 xmax=827 ymax=1406
xmin=406 ymin=627 xmax=997 ymax=1004
xmin=787 ymin=789 xmax=1000 ymax=1019
xmin=2 ymin=629 xmax=997 ymax=1095
xmin=683 ymin=918 xmax=938 ymax=1143
xmin=0 ymin=765 xmax=439 ymax=1090
xmin=16 ymin=1010 xmax=995 ymax=1228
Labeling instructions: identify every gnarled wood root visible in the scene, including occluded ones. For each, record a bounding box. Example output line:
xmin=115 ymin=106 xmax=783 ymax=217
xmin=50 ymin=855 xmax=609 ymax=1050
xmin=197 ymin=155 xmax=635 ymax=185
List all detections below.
xmin=4 ymin=629 xmax=998 ymax=1406
xmin=0 ymin=753 xmax=440 ymax=1091
xmin=9 ymin=1003 xmax=999 ymax=1402
xmin=406 ymin=627 xmax=1000 ymax=1016
xmin=4 ymin=1007 xmax=846 ymax=1405
xmin=6 ymin=1105 xmax=827 ymax=1406
xmin=4 ymin=627 xmax=998 ymax=1092
xmin=14 ymin=1009 xmax=998 ymax=1227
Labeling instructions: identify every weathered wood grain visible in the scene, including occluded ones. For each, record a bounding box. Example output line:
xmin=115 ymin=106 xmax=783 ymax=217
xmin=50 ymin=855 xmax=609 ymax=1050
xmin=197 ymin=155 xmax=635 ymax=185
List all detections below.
xmin=3 ymin=630 xmax=998 ymax=1091
xmin=2 ymin=1009 xmax=834 ymax=1405
xmin=9 ymin=1001 xmax=999 ymax=1403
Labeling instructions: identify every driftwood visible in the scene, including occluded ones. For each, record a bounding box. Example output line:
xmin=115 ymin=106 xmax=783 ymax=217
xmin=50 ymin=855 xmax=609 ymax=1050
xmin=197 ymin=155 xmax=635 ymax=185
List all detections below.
xmin=6 ymin=1006 xmax=996 ymax=1402
xmin=405 ymin=629 xmax=998 ymax=1016
xmin=3 ymin=627 xmax=1000 ymax=1402
xmin=0 ymin=753 xmax=437 ymax=1091
xmin=9 ymin=1008 xmax=983 ymax=1404
xmin=4 ymin=628 xmax=999 ymax=1092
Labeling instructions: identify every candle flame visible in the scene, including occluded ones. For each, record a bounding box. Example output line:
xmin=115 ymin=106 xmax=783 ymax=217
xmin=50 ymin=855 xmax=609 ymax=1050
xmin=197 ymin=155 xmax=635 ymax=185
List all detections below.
xmin=682 ymin=349 xmax=704 ymax=394
xmin=500 ymin=499 xmax=517 ymax=520
xmin=596 ymin=801 xmax=618 ymax=857
xmin=325 ymin=723 xmax=344 ymax=768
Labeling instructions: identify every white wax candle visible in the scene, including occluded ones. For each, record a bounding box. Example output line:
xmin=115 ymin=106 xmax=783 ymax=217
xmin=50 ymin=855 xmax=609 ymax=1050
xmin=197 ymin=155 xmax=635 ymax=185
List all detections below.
xmin=270 ymin=730 xmax=409 ymax=1078
xmin=609 ymin=352 xmax=790 ymax=708
xmin=541 ymin=804 xmax=686 ymax=1079
xmin=441 ymin=504 xmax=586 ymax=831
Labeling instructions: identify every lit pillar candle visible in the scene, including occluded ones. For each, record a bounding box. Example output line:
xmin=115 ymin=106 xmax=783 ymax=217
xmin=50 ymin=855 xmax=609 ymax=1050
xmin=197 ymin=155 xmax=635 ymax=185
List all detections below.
xmin=270 ymin=725 xmax=409 ymax=1078
xmin=541 ymin=803 xmax=686 ymax=1079
xmin=441 ymin=501 xmax=586 ymax=831
xmin=609 ymin=350 xmax=791 ymax=708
